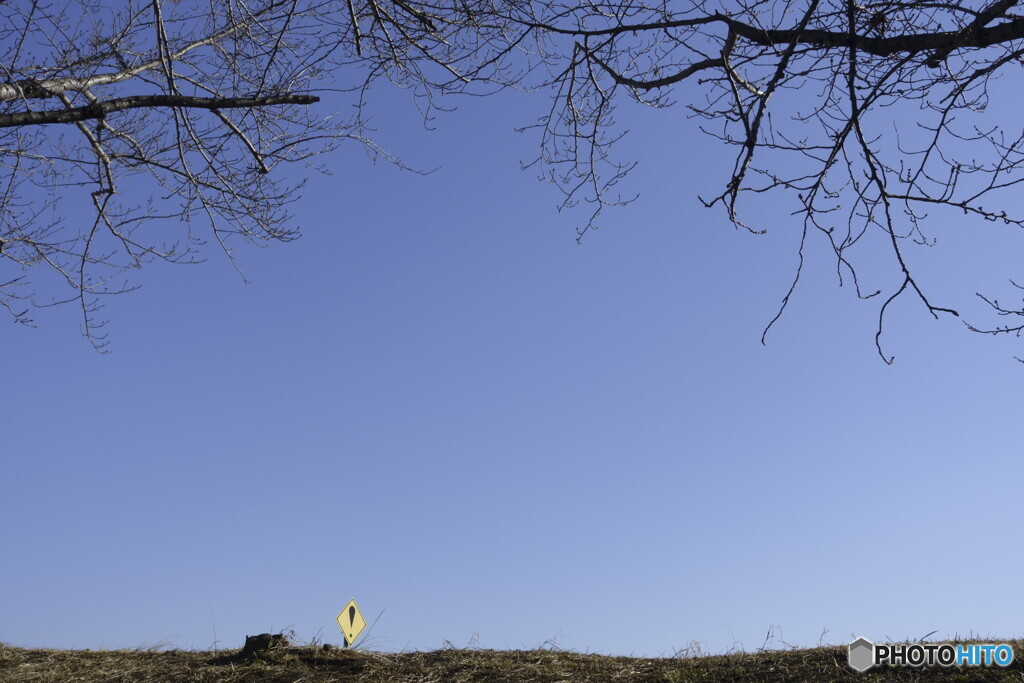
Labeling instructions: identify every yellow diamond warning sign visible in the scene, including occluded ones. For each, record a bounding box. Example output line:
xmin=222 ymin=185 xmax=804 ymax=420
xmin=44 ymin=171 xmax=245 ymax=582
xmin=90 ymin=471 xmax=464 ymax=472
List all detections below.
xmin=337 ymin=598 xmax=366 ymax=647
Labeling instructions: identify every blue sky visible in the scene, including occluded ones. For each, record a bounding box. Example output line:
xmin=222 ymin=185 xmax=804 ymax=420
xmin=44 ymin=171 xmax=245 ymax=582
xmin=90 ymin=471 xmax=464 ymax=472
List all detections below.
xmin=2 ymin=74 xmax=1023 ymax=656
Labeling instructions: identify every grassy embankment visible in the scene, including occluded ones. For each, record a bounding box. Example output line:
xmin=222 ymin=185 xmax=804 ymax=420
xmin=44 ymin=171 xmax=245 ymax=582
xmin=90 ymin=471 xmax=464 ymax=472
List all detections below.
xmin=3 ymin=637 xmax=1023 ymax=681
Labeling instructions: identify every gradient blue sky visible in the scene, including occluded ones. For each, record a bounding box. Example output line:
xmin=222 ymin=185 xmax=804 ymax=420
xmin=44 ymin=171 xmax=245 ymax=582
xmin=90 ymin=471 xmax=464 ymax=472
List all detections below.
xmin=2 ymin=75 xmax=1022 ymax=656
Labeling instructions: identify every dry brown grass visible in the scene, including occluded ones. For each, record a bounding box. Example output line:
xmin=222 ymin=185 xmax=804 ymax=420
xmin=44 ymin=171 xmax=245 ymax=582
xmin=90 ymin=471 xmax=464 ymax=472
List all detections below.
xmin=3 ymin=639 xmax=1024 ymax=682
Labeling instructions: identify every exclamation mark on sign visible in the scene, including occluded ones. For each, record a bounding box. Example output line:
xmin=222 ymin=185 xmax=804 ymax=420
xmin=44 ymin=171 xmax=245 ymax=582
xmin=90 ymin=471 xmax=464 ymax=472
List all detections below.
xmin=338 ymin=600 xmax=363 ymax=648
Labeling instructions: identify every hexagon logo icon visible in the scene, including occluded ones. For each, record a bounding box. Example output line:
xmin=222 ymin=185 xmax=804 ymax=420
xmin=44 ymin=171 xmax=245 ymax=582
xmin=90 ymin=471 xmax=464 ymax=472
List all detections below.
xmin=848 ymin=637 xmax=875 ymax=672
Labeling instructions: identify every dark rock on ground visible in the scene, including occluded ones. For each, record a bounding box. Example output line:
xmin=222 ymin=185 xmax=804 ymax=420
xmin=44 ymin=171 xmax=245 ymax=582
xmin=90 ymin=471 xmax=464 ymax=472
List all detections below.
xmin=241 ymin=633 xmax=290 ymax=658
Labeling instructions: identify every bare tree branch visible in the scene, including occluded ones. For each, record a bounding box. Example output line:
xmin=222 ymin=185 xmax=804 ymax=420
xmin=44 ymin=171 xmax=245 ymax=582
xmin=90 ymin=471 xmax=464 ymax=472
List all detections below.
xmin=0 ymin=94 xmax=318 ymax=128
xmin=5 ymin=0 xmax=1024 ymax=358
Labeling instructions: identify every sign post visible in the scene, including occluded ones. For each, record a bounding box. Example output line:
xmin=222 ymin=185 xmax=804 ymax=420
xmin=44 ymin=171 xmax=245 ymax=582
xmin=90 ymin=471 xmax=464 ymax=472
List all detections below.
xmin=336 ymin=598 xmax=367 ymax=647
